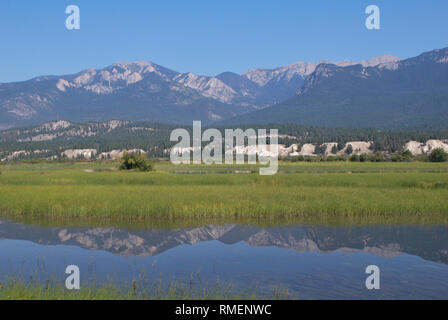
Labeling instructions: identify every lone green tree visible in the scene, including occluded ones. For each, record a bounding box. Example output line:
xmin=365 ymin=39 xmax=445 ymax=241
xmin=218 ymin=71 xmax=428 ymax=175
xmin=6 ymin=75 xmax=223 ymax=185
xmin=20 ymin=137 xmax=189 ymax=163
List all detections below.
xmin=345 ymin=144 xmax=354 ymax=155
xmin=119 ymin=152 xmax=153 ymax=171
xmin=428 ymin=148 xmax=448 ymax=162
xmin=331 ymin=145 xmax=338 ymax=154
xmin=314 ymin=144 xmax=327 ymax=155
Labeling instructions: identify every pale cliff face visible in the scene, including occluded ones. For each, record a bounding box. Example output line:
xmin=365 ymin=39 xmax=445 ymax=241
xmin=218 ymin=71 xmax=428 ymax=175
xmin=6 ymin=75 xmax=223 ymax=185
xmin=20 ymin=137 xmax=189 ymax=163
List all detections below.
xmin=405 ymin=140 xmax=448 ymax=155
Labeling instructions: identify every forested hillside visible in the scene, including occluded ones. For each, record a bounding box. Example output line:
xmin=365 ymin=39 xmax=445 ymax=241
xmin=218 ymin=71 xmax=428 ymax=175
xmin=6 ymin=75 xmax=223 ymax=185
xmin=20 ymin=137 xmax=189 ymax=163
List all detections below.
xmin=1 ymin=120 xmax=447 ymax=161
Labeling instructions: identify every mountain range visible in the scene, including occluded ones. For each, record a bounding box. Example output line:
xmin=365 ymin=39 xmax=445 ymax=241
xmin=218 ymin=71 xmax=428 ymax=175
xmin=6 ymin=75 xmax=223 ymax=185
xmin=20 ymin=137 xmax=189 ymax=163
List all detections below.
xmin=225 ymin=47 xmax=448 ymax=128
xmin=0 ymin=47 xmax=447 ymax=129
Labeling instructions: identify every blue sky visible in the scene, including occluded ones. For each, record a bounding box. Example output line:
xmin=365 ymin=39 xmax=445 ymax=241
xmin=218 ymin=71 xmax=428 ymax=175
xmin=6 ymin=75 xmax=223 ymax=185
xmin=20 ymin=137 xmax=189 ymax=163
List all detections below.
xmin=0 ymin=0 xmax=447 ymax=82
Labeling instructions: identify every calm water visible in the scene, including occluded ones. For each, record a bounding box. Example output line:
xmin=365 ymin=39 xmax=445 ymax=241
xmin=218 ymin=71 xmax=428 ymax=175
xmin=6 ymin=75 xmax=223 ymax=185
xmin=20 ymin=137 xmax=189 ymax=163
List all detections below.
xmin=0 ymin=219 xmax=447 ymax=299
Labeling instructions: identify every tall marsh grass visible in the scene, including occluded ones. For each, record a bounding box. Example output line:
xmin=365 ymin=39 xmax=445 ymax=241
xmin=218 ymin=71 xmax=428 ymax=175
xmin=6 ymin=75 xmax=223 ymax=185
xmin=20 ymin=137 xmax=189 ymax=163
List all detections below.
xmin=0 ymin=278 xmax=278 ymax=300
xmin=0 ymin=161 xmax=447 ymax=224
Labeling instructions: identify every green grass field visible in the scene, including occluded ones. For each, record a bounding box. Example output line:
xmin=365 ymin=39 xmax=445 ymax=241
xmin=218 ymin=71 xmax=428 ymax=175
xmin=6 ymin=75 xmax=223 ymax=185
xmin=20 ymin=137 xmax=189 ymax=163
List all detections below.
xmin=0 ymin=278 xmax=281 ymax=300
xmin=0 ymin=160 xmax=447 ymax=225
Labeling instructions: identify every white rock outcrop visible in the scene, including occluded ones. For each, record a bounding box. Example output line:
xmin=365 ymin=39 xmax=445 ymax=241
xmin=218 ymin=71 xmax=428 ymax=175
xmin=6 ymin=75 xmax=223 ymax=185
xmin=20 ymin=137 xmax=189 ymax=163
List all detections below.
xmin=298 ymin=144 xmax=316 ymax=156
xmin=337 ymin=142 xmax=373 ymax=156
xmin=322 ymin=142 xmax=338 ymax=156
xmin=405 ymin=139 xmax=448 ymax=155
xmin=404 ymin=141 xmax=425 ymax=155
xmin=98 ymin=149 xmax=146 ymax=160
xmin=62 ymin=149 xmax=97 ymax=159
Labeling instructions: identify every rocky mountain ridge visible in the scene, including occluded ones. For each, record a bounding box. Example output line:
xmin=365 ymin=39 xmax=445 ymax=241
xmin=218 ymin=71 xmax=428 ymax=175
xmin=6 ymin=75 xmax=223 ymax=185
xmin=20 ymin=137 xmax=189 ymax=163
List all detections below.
xmin=222 ymin=47 xmax=448 ymax=128
xmin=0 ymin=53 xmax=401 ymax=128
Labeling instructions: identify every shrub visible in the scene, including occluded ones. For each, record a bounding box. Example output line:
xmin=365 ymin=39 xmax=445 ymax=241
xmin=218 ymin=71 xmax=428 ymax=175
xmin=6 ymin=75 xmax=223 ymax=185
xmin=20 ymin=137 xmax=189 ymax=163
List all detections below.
xmin=401 ymin=150 xmax=413 ymax=159
xmin=349 ymin=154 xmax=360 ymax=162
xmin=428 ymin=148 xmax=448 ymax=162
xmin=331 ymin=145 xmax=338 ymax=154
xmin=359 ymin=154 xmax=367 ymax=162
xmin=391 ymin=150 xmax=414 ymax=162
xmin=314 ymin=144 xmax=327 ymax=155
xmin=119 ymin=152 xmax=154 ymax=171
xmin=345 ymin=145 xmax=354 ymax=155
xmin=369 ymin=152 xmax=385 ymax=162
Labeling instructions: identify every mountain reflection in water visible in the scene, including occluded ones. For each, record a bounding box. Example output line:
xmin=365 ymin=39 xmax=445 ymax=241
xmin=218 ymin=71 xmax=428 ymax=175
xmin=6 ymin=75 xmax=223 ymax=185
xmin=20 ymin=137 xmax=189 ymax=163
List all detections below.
xmin=0 ymin=220 xmax=446 ymax=264
xmin=1 ymin=219 xmax=448 ymax=299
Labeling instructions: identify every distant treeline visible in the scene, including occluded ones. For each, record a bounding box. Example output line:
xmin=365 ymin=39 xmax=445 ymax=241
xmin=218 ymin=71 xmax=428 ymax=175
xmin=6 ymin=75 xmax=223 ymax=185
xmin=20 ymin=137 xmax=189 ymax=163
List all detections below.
xmin=1 ymin=121 xmax=447 ymax=160
xmin=229 ymin=123 xmax=448 ymax=152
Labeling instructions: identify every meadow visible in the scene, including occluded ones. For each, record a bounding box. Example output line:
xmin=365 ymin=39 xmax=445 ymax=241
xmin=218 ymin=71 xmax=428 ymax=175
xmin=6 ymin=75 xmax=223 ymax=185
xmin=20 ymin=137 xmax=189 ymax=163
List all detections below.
xmin=0 ymin=160 xmax=448 ymax=226
xmin=0 ymin=278 xmax=282 ymax=300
